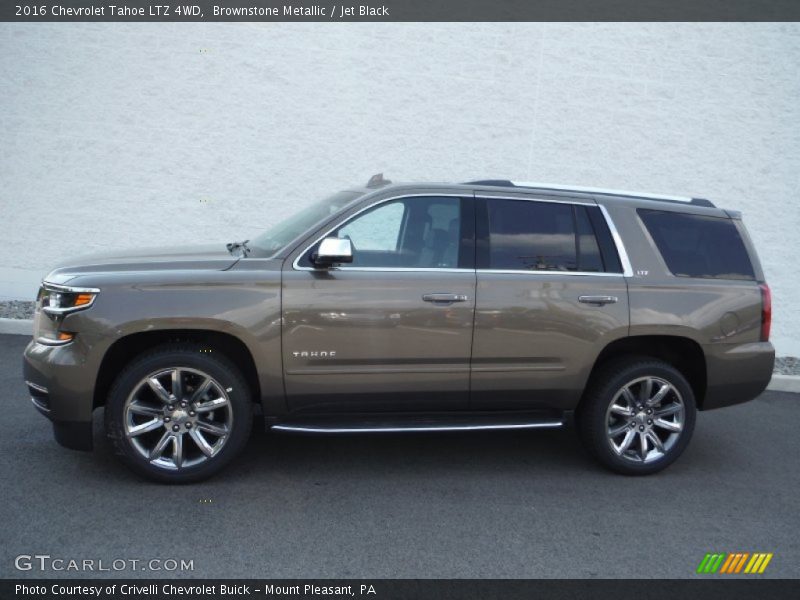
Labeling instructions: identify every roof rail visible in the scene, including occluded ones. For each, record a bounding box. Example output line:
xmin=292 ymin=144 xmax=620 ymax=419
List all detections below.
xmin=464 ymin=179 xmax=715 ymax=208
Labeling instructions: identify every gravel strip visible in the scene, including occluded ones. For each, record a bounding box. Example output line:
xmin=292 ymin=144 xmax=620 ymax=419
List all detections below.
xmin=775 ymin=356 xmax=800 ymax=376
xmin=0 ymin=300 xmax=34 ymax=320
xmin=2 ymin=298 xmax=799 ymax=376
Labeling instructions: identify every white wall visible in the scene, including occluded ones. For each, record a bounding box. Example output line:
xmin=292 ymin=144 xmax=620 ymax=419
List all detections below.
xmin=1 ymin=23 xmax=798 ymax=355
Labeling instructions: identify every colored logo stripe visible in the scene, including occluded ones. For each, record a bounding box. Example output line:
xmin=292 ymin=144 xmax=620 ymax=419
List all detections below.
xmin=697 ymin=553 xmax=773 ymax=574
xmin=720 ymin=553 xmax=748 ymax=573
xmin=697 ymin=553 xmax=725 ymax=573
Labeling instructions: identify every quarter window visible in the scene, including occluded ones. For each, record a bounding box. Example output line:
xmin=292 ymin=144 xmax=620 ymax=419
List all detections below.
xmin=638 ymin=209 xmax=755 ymax=280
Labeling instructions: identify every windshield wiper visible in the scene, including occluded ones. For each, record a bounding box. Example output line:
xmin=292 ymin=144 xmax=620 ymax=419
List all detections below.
xmin=226 ymin=239 xmax=251 ymax=257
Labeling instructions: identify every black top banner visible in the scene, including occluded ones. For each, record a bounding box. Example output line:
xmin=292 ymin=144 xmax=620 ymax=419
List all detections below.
xmin=3 ymin=0 xmax=800 ymax=22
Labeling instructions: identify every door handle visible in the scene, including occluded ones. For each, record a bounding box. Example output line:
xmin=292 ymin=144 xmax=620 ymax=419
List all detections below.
xmin=423 ymin=293 xmax=468 ymax=304
xmin=579 ymin=295 xmax=618 ymax=306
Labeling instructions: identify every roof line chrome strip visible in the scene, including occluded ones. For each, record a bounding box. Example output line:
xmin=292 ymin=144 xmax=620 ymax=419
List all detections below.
xmin=510 ymin=181 xmax=693 ymax=203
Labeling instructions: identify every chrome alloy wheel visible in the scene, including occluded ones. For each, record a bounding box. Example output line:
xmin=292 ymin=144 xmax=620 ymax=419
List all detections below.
xmin=123 ymin=368 xmax=233 ymax=470
xmin=605 ymin=376 xmax=685 ymax=464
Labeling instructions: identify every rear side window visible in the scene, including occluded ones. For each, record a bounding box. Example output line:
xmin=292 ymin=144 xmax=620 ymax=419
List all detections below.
xmin=483 ymin=199 xmax=622 ymax=273
xmin=638 ymin=209 xmax=755 ymax=280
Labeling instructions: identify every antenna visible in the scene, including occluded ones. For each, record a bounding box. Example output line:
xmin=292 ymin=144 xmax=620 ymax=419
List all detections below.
xmin=366 ymin=173 xmax=391 ymax=188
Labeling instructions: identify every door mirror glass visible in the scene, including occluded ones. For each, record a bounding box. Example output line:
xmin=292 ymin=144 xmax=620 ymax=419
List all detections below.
xmin=313 ymin=237 xmax=353 ymax=267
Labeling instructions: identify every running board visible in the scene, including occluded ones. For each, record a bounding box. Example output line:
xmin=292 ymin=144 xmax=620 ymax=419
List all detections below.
xmin=271 ymin=413 xmax=565 ymax=434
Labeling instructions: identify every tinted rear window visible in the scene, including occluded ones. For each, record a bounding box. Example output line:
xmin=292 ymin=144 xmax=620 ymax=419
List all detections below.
xmin=487 ymin=200 xmax=577 ymax=271
xmin=483 ymin=200 xmax=622 ymax=273
xmin=638 ymin=209 xmax=755 ymax=280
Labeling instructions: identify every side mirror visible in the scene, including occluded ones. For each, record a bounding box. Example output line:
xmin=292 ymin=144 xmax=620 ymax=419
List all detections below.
xmin=312 ymin=237 xmax=353 ymax=267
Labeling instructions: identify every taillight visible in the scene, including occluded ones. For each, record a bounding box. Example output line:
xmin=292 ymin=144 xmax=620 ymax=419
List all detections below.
xmin=759 ymin=282 xmax=771 ymax=342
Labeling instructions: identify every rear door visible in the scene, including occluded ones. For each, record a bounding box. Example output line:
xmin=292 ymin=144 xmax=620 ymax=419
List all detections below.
xmin=470 ymin=191 xmax=630 ymax=411
xmin=281 ymin=193 xmax=477 ymax=413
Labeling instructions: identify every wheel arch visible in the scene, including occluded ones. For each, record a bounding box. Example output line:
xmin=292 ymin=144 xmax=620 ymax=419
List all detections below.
xmin=582 ymin=335 xmax=708 ymax=409
xmin=94 ymin=329 xmax=261 ymax=410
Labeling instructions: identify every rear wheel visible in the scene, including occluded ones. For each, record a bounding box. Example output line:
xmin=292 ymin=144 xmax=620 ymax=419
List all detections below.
xmin=577 ymin=358 xmax=696 ymax=475
xmin=105 ymin=344 xmax=253 ymax=483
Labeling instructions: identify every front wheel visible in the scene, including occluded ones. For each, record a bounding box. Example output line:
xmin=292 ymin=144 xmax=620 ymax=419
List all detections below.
xmin=105 ymin=344 xmax=253 ymax=483
xmin=577 ymin=358 xmax=697 ymax=475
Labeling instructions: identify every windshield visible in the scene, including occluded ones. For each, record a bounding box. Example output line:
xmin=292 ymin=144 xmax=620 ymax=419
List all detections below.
xmin=249 ymin=191 xmax=364 ymax=255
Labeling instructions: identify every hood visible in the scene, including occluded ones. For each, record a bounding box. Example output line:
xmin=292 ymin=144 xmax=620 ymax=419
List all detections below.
xmin=44 ymin=244 xmax=240 ymax=285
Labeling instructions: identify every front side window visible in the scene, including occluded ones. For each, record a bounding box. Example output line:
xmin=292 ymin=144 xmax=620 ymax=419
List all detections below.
xmin=323 ymin=196 xmax=462 ymax=268
xmin=638 ymin=209 xmax=755 ymax=280
xmin=338 ymin=202 xmax=405 ymax=251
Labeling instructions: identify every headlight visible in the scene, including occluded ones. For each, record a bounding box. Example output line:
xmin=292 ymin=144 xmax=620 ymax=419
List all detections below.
xmin=39 ymin=283 xmax=99 ymax=315
xmin=34 ymin=282 xmax=99 ymax=346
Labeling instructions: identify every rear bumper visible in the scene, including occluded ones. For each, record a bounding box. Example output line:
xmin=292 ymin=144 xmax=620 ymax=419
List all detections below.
xmin=703 ymin=341 xmax=775 ymax=410
xmin=23 ymin=339 xmax=95 ymax=451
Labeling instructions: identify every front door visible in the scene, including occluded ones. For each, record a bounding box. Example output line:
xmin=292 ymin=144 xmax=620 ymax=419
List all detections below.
xmin=282 ymin=194 xmax=476 ymax=413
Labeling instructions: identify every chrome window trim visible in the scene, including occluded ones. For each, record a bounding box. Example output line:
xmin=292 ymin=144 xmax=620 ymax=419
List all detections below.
xmin=476 ymin=269 xmax=621 ymax=277
xmin=291 ymin=191 xmax=632 ymax=277
xmin=597 ymin=204 xmax=634 ymax=277
xmin=300 ymin=267 xmax=470 ymax=273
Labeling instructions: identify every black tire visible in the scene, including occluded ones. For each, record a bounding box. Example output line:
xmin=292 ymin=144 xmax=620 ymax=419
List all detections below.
xmin=576 ymin=357 xmax=696 ymax=475
xmin=105 ymin=344 xmax=253 ymax=483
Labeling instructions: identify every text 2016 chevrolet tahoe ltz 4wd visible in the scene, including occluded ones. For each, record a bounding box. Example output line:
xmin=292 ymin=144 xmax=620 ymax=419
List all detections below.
xmin=23 ymin=177 xmax=774 ymax=482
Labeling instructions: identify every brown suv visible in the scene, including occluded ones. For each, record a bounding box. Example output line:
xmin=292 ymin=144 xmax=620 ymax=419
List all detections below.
xmin=22 ymin=177 xmax=775 ymax=482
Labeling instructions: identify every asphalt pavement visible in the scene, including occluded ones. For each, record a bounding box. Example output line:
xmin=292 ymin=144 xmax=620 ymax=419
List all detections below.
xmin=1 ymin=333 xmax=798 ymax=579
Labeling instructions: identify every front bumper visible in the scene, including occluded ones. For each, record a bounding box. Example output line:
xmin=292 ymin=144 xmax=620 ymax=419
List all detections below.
xmin=703 ymin=341 xmax=775 ymax=410
xmin=23 ymin=339 xmax=96 ymax=451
